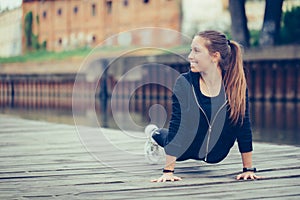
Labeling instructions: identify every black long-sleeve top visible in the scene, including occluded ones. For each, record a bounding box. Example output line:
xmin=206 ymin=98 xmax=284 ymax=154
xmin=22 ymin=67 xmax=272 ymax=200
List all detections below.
xmin=164 ymin=71 xmax=253 ymax=163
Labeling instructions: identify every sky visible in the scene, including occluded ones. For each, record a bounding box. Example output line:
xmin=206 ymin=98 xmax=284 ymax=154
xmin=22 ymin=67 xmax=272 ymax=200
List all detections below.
xmin=0 ymin=0 xmax=22 ymax=12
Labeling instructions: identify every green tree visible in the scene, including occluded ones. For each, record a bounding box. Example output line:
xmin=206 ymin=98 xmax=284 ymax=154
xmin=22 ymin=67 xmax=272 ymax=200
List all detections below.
xmin=24 ymin=11 xmax=33 ymax=50
xmin=281 ymin=6 xmax=300 ymax=44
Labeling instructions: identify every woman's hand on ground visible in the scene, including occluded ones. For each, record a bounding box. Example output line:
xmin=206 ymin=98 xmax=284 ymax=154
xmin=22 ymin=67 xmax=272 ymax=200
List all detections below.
xmin=151 ymin=173 xmax=182 ymax=182
xmin=236 ymin=172 xmax=262 ymax=180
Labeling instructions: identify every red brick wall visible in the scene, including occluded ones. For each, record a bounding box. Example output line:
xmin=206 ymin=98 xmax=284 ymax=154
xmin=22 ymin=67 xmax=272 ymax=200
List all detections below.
xmin=22 ymin=0 xmax=181 ymax=52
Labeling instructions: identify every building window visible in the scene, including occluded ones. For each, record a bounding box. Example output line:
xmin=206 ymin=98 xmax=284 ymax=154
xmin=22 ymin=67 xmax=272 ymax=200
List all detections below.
xmin=73 ymin=6 xmax=78 ymax=14
xmin=57 ymin=8 xmax=62 ymax=16
xmin=91 ymin=4 xmax=96 ymax=16
xmin=143 ymin=0 xmax=149 ymax=4
xmin=92 ymin=35 xmax=96 ymax=43
xmin=43 ymin=11 xmax=47 ymax=18
xmin=106 ymin=0 xmax=112 ymax=14
xmin=123 ymin=0 xmax=128 ymax=6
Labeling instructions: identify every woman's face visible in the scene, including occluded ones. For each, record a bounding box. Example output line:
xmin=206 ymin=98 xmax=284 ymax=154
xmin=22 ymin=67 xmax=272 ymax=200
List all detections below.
xmin=188 ymin=36 xmax=215 ymax=73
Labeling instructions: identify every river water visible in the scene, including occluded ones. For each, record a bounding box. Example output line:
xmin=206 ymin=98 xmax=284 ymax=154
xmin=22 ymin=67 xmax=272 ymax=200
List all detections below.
xmin=1 ymin=100 xmax=299 ymax=147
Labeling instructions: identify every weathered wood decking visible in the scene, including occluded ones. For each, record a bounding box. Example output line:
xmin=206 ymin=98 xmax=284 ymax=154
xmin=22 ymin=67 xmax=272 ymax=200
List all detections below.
xmin=0 ymin=114 xmax=299 ymax=200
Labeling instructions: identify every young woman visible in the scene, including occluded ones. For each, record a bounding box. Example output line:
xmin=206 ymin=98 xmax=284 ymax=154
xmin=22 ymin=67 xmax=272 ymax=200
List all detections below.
xmin=144 ymin=30 xmax=261 ymax=182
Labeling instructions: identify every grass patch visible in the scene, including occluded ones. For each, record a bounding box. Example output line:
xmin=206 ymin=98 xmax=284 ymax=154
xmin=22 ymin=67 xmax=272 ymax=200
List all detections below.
xmin=0 ymin=47 xmax=91 ymax=64
xmin=0 ymin=45 xmax=191 ymax=64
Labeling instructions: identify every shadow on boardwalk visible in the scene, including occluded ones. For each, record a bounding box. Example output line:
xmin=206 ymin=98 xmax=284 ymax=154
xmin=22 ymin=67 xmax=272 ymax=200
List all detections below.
xmin=0 ymin=115 xmax=299 ymax=199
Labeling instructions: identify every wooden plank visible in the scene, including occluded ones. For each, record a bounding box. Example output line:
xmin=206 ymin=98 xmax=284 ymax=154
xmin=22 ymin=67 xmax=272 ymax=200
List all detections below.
xmin=0 ymin=115 xmax=299 ymax=199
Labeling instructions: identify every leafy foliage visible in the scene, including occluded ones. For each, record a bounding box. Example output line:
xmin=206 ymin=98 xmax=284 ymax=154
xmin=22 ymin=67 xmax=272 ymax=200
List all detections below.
xmin=280 ymin=6 xmax=300 ymax=44
xmin=24 ymin=12 xmax=46 ymax=51
xmin=24 ymin=11 xmax=33 ymax=49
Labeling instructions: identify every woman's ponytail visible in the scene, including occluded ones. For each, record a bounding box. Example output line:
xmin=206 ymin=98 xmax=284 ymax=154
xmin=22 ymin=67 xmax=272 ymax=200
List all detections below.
xmin=224 ymin=40 xmax=247 ymax=124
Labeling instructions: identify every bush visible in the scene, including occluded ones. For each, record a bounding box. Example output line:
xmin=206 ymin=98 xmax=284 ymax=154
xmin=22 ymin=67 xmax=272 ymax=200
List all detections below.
xmin=249 ymin=30 xmax=260 ymax=47
xmin=280 ymin=6 xmax=300 ymax=44
xmin=24 ymin=11 xmax=33 ymax=49
xmin=24 ymin=12 xmax=46 ymax=51
xmin=31 ymin=34 xmax=40 ymax=50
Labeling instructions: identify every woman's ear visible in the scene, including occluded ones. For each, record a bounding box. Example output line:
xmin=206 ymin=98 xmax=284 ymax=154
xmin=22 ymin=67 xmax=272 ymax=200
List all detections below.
xmin=212 ymin=52 xmax=221 ymax=63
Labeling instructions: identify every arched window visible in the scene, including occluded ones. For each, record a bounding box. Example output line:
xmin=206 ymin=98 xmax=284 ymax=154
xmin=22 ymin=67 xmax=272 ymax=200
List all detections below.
xmin=42 ymin=11 xmax=47 ymax=18
xmin=73 ymin=6 xmax=78 ymax=14
xmin=92 ymin=4 xmax=96 ymax=16
xmin=92 ymin=35 xmax=96 ymax=43
xmin=106 ymin=1 xmax=112 ymax=14
xmin=57 ymin=8 xmax=62 ymax=16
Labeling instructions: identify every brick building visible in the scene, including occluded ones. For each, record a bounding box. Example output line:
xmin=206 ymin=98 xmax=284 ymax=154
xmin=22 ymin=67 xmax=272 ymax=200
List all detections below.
xmin=22 ymin=0 xmax=182 ymax=52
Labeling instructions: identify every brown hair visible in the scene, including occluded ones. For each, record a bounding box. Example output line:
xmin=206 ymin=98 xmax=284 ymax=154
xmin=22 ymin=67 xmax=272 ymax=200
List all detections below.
xmin=197 ymin=30 xmax=247 ymax=124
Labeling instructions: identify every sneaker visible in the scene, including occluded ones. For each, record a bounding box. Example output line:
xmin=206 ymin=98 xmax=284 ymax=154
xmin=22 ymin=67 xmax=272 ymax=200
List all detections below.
xmin=144 ymin=124 xmax=164 ymax=164
xmin=144 ymin=124 xmax=159 ymax=142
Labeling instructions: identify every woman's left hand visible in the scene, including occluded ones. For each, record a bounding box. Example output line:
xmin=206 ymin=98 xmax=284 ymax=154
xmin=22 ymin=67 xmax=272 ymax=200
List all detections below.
xmin=236 ymin=171 xmax=262 ymax=180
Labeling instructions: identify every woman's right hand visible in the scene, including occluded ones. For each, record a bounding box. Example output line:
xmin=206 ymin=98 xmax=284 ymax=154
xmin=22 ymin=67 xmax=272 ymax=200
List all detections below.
xmin=151 ymin=173 xmax=182 ymax=182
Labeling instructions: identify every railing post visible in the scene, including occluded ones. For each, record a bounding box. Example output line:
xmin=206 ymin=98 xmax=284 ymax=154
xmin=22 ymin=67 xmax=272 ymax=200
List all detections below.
xmin=10 ymin=76 xmax=14 ymax=108
xmin=99 ymin=59 xmax=109 ymax=127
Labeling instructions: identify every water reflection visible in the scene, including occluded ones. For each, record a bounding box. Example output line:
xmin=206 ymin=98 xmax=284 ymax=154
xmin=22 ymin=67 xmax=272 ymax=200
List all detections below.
xmin=1 ymin=99 xmax=299 ymax=147
xmin=250 ymin=101 xmax=300 ymax=146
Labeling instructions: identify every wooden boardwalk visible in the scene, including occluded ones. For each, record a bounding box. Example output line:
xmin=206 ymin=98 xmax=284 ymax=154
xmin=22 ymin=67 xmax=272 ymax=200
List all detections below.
xmin=0 ymin=114 xmax=300 ymax=200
